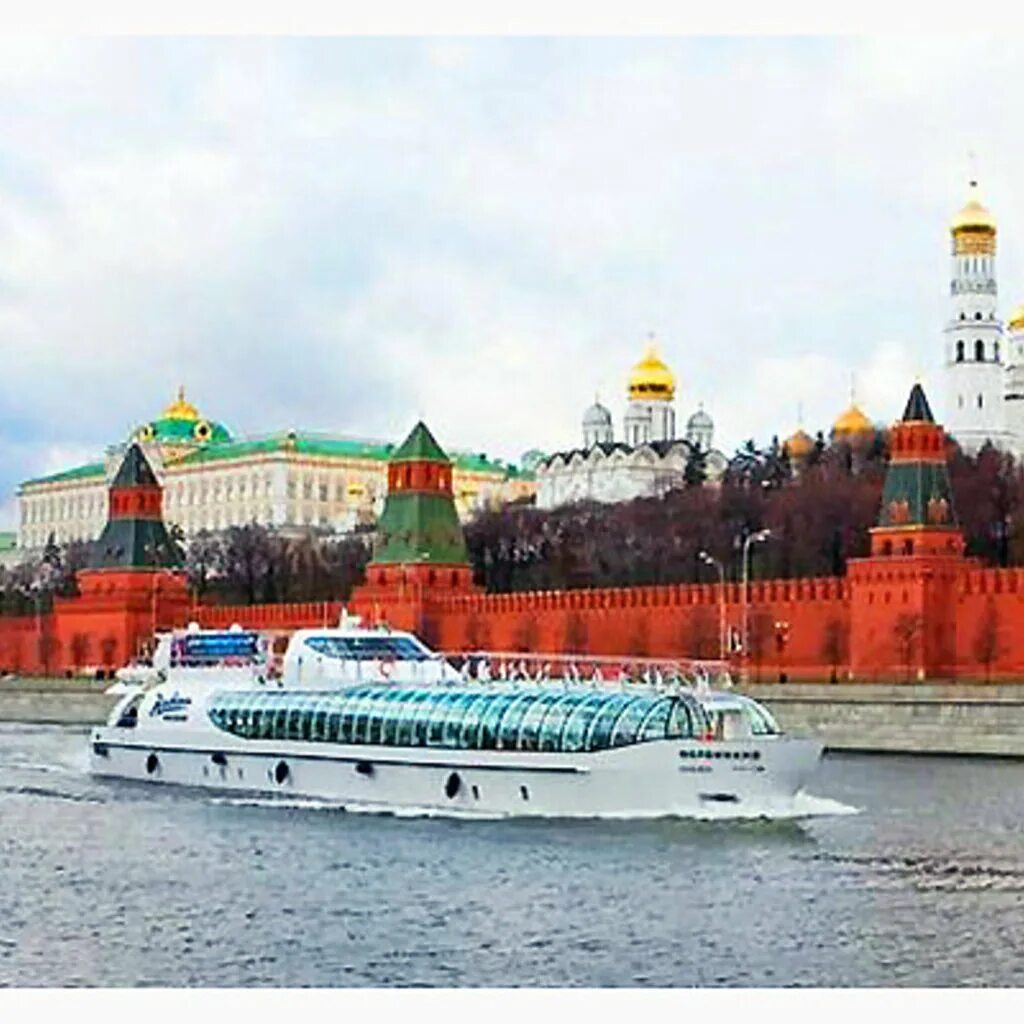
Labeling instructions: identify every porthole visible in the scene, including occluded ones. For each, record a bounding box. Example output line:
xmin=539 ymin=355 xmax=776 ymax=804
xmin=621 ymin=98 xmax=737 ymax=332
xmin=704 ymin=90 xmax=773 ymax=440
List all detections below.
xmin=355 ymin=761 xmax=374 ymax=777
xmin=471 ymin=785 xmax=480 ymax=800
xmin=520 ymin=785 xmax=530 ymax=801
xmin=274 ymin=760 xmax=289 ymax=785
xmin=145 ymin=752 xmax=160 ymax=775
xmin=445 ymin=772 xmax=462 ymax=799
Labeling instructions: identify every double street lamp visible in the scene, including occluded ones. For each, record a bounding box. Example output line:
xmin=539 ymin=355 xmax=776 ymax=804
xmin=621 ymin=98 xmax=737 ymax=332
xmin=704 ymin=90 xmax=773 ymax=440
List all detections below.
xmin=697 ymin=550 xmax=726 ymax=662
xmin=741 ymin=529 xmax=771 ymax=684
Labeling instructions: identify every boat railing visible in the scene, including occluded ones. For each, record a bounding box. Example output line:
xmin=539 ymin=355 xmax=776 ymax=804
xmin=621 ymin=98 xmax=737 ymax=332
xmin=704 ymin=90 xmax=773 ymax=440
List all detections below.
xmin=436 ymin=650 xmax=733 ymax=693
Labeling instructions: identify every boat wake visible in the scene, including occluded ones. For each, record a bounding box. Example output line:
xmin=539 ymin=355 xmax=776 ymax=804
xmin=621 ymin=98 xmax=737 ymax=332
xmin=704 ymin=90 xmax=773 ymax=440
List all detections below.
xmin=208 ymin=790 xmax=858 ymax=822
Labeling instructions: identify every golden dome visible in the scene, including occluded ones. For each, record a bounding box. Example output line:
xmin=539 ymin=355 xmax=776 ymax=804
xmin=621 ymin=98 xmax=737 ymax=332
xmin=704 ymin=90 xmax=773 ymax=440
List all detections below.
xmin=785 ymin=427 xmax=814 ymax=459
xmin=628 ymin=342 xmax=676 ymax=401
xmin=951 ymin=182 xmax=996 ymax=235
xmin=162 ymin=385 xmax=200 ymax=422
xmin=832 ymin=403 xmax=873 ymax=438
xmin=1008 ymin=303 xmax=1024 ymax=332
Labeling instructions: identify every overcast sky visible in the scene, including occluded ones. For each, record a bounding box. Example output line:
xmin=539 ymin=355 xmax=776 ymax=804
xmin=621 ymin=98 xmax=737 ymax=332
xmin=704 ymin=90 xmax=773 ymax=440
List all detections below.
xmin=2 ymin=35 xmax=1024 ymax=528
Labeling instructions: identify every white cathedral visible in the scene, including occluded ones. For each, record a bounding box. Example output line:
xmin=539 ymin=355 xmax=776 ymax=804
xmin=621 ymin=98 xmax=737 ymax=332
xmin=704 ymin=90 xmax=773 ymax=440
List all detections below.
xmin=535 ymin=341 xmax=727 ymax=510
xmin=944 ymin=181 xmax=1024 ymax=455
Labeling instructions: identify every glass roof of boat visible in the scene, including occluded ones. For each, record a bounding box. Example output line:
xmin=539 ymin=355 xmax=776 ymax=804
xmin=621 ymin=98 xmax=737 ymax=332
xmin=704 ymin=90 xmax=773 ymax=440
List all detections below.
xmin=207 ymin=685 xmax=710 ymax=754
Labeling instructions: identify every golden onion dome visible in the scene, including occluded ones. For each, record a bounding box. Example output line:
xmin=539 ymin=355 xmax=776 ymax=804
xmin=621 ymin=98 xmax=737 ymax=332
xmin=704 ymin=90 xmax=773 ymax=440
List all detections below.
xmin=832 ymin=403 xmax=874 ymax=438
xmin=785 ymin=427 xmax=814 ymax=460
xmin=628 ymin=342 xmax=676 ymax=401
xmin=951 ymin=182 xmax=996 ymax=236
xmin=162 ymin=385 xmax=201 ymax=422
xmin=1008 ymin=303 xmax=1024 ymax=332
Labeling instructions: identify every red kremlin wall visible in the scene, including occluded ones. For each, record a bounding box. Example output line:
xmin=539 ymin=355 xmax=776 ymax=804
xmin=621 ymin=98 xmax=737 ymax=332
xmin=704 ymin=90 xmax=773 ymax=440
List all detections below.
xmin=7 ymin=392 xmax=1024 ymax=682
xmin=7 ymin=543 xmax=1024 ymax=683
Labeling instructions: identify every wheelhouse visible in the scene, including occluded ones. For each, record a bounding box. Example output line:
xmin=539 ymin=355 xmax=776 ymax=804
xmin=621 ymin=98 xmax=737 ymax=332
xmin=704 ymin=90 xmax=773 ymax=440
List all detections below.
xmin=207 ymin=686 xmax=710 ymax=754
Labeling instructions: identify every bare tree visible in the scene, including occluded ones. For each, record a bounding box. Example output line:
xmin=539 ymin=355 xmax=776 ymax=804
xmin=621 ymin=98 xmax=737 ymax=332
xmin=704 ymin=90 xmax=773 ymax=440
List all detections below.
xmin=99 ymin=634 xmax=118 ymax=672
xmin=562 ymin=610 xmax=589 ymax=653
xmin=892 ymin=613 xmax=924 ymax=683
xmin=821 ymin=616 xmax=849 ymax=683
xmin=512 ymin=613 xmax=540 ymax=652
xmin=684 ymin=606 xmax=719 ymax=659
xmin=69 ymin=632 xmax=91 ymax=672
xmin=972 ymin=599 xmax=1004 ymax=683
xmin=747 ymin=609 xmax=773 ymax=683
xmin=626 ymin=615 xmax=651 ymax=658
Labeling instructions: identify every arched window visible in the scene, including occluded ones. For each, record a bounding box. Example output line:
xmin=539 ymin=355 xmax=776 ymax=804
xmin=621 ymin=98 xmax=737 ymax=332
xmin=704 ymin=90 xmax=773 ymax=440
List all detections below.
xmin=995 ymin=341 xmax=1000 ymax=362
xmin=956 ymin=340 xmax=964 ymax=362
xmin=902 ymin=540 xmax=914 ymax=556
xmin=958 ymin=394 xmax=964 ymax=409
xmin=975 ymin=311 xmax=983 ymax=321
xmin=975 ymin=339 xmax=985 ymax=361
xmin=978 ymin=394 xmax=984 ymax=409
xmin=960 ymin=312 xmax=966 ymax=321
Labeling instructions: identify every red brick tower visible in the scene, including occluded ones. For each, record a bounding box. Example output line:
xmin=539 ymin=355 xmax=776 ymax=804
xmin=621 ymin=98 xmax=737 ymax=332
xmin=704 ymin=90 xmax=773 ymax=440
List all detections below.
xmin=54 ymin=442 xmax=190 ymax=671
xmin=350 ymin=421 xmax=479 ymax=636
xmin=848 ymin=384 xmax=968 ymax=680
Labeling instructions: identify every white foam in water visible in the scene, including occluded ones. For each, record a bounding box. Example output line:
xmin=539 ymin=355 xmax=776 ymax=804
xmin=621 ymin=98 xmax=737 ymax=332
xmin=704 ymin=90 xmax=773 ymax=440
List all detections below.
xmin=208 ymin=790 xmax=859 ymax=822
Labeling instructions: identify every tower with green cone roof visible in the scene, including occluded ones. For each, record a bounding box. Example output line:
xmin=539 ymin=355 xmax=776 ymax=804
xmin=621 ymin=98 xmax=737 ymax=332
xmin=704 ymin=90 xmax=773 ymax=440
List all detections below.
xmin=351 ymin=421 xmax=479 ymax=633
xmin=848 ymin=382 xmax=967 ymax=680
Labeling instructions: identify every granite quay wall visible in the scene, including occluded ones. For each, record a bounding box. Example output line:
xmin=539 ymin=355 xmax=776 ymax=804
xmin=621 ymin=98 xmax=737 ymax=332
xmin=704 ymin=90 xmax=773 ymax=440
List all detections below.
xmin=746 ymin=682 xmax=1024 ymax=757
xmin=0 ymin=677 xmax=118 ymax=726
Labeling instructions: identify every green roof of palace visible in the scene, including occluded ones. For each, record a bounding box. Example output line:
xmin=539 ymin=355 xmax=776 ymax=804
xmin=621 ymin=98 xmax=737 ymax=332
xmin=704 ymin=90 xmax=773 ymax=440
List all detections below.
xmin=20 ymin=432 xmax=533 ymax=488
xmin=0 ymin=532 xmax=16 ymax=552
xmin=22 ymin=461 xmax=107 ymax=487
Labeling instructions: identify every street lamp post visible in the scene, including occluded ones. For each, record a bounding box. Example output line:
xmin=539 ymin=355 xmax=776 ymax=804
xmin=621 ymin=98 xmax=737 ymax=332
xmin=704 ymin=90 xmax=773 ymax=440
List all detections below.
xmin=741 ymin=529 xmax=771 ymax=684
xmin=698 ymin=550 xmax=726 ymax=662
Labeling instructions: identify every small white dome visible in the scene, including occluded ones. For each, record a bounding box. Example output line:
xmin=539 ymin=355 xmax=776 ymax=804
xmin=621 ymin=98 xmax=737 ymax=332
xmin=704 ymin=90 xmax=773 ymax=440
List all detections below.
xmin=583 ymin=401 xmax=613 ymax=427
xmin=687 ymin=406 xmax=713 ymax=431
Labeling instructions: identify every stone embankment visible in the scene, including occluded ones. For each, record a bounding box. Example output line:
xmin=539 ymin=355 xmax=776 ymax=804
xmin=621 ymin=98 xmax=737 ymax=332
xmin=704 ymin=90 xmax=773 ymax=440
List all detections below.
xmin=4 ymin=677 xmax=1024 ymax=757
xmin=747 ymin=682 xmax=1024 ymax=757
xmin=0 ymin=677 xmax=118 ymax=726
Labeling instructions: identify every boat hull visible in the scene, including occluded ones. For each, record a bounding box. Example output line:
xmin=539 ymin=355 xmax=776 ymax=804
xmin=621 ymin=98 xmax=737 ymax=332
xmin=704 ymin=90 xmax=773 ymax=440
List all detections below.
xmin=89 ymin=727 xmax=823 ymax=818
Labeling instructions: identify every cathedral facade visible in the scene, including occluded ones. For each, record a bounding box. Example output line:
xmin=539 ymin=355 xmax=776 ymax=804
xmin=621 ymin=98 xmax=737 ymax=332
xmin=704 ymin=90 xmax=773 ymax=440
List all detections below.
xmin=943 ymin=181 xmax=1024 ymax=455
xmin=535 ymin=342 xmax=727 ymax=510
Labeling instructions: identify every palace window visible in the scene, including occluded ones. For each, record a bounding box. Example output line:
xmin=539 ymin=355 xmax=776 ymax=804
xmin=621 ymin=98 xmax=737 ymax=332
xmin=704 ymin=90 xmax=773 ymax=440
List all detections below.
xmin=995 ymin=341 xmax=1000 ymax=362
xmin=978 ymin=394 xmax=984 ymax=409
xmin=956 ymin=341 xmax=964 ymax=362
xmin=975 ymin=339 xmax=985 ymax=361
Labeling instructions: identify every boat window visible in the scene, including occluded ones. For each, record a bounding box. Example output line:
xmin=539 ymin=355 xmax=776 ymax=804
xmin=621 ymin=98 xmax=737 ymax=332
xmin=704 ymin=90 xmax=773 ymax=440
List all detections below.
xmin=366 ymin=698 xmax=387 ymax=744
xmin=517 ymin=694 xmax=565 ymax=751
xmin=560 ymin=694 xmax=609 ymax=752
xmin=742 ymin=700 xmax=780 ymax=736
xmin=583 ymin=695 xmax=635 ymax=751
xmin=609 ymin=699 xmax=651 ymax=747
xmin=495 ymin=694 xmax=536 ymax=750
xmin=638 ymin=700 xmax=672 ymax=742
xmin=304 ymin=635 xmax=431 ymax=662
xmin=537 ymin=695 xmax=580 ymax=751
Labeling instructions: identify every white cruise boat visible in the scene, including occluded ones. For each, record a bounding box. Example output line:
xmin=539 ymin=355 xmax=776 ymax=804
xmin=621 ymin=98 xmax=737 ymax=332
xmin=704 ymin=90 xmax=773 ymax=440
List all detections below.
xmin=88 ymin=618 xmax=823 ymax=818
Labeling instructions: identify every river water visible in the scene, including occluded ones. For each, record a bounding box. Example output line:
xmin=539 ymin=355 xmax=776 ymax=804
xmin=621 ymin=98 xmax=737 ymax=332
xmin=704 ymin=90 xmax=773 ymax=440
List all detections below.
xmin=2 ymin=724 xmax=1024 ymax=987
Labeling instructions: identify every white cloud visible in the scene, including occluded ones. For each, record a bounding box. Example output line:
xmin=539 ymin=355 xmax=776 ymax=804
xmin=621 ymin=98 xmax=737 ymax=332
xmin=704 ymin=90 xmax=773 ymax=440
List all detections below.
xmin=3 ymin=36 xmax=1024 ymax=529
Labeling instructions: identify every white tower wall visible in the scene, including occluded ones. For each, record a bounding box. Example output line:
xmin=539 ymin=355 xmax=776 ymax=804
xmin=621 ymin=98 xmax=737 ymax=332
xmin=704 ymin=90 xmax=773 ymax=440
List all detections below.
xmin=943 ymin=197 xmax=1010 ymax=454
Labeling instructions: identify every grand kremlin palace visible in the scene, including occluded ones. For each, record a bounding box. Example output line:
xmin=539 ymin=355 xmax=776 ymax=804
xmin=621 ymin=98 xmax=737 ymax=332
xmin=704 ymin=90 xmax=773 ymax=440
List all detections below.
xmin=15 ymin=389 xmax=536 ymax=552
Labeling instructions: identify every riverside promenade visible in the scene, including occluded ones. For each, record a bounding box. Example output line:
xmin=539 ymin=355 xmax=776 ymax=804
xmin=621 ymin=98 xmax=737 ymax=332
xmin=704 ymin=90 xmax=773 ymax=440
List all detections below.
xmin=4 ymin=675 xmax=1024 ymax=757
xmin=0 ymin=677 xmax=118 ymax=726
xmin=747 ymin=682 xmax=1024 ymax=758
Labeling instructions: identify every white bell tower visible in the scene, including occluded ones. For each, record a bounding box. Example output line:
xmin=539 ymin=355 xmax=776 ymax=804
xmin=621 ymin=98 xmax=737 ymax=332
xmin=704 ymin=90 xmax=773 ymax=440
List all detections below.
xmin=943 ymin=180 xmax=1010 ymax=454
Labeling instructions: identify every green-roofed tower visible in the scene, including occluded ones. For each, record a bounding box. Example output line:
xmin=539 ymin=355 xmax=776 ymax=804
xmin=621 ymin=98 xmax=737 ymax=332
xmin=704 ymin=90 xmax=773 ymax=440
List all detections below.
xmin=351 ymin=421 xmax=479 ymax=634
xmin=372 ymin=422 xmax=469 ymax=565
